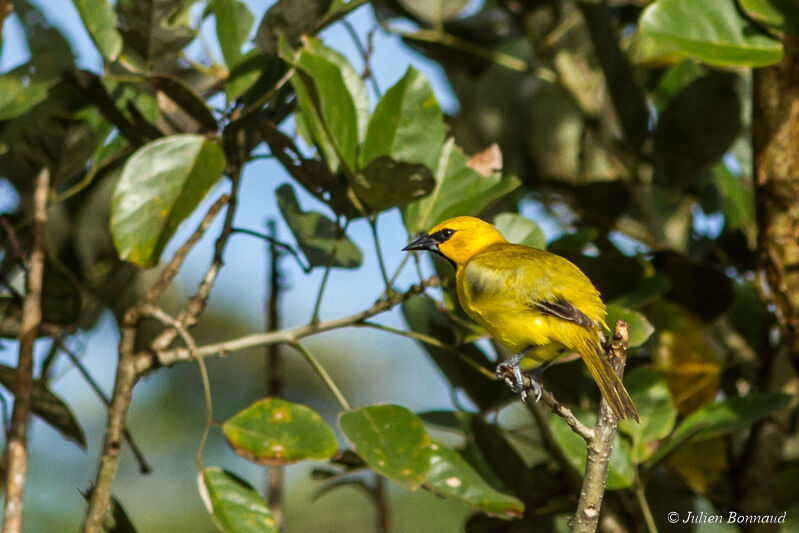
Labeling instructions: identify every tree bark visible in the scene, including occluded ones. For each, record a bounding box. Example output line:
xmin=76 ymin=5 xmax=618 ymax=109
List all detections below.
xmin=741 ymin=38 xmax=799 ymax=532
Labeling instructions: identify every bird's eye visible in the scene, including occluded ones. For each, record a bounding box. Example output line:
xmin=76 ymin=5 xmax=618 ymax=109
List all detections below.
xmin=439 ymin=228 xmax=455 ymax=239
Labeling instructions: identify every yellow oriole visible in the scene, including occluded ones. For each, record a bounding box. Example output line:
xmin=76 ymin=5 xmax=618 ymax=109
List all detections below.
xmin=403 ymin=216 xmax=639 ymax=421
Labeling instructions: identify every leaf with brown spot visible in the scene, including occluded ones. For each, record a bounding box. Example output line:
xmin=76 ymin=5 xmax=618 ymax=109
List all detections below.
xmin=223 ymin=398 xmax=337 ymax=465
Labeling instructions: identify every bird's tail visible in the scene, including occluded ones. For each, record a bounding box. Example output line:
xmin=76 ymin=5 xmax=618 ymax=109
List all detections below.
xmin=578 ymin=336 xmax=639 ymax=422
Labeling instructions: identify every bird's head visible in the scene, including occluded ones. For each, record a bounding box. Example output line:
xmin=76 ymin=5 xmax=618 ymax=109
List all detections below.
xmin=402 ymin=216 xmax=507 ymax=268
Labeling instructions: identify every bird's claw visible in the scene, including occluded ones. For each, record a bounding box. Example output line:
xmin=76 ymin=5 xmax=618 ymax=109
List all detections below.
xmin=497 ymin=359 xmax=543 ymax=404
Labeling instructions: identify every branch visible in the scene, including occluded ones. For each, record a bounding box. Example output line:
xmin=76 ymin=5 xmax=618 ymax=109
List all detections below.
xmin=2 ymin=167 xmax=49 ymax=533
xmin=82 ymin=190 xmax=234 ymax=532
xmin=153 ymin=278 xmax=439 ymax=367
xmin=264 ymin=220 xmax=285 ymax=524
xmin=572 ymin=320 xmax=630 ymax=533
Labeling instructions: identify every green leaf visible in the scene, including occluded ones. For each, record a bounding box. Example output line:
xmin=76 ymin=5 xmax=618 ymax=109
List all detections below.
xmin=653 ymin=72 xmax=741 ymax=189
xmin=279 ymin=37 xmax=365 ymax=173
xmin=147 ymin=74 xmax=219 ymax=134
xmin=110 ymin=134 xmax=225 ymax=267
xmin=225 ymin=51 xmax=268 ymax=102
xmin=0 ymin=74 xmax=50 ymax=121
xmin=650 ymin=392 xmax=791 ymax=465
xmin=618 ymin=368 xmax=677 ymax=463
xmin=214 ymin=0 xmax=255 ymax=67
xmin=632 ymin=0 xmax=783 ymax=67
xmin=492 ymin=213 xmax=545 ymax=249
xmin=275 ymin=184 xmax=362 ymax=268
xmin=72 ymin=0 xmax=123 ymax=61
xmin=425 ymin=440 xmax=524 ymax=519
xmin=223 ymin=398 xmax=337 ymax=465
xmin=0 ymin=364 xmax=86 ymax=448
xmin=605 ymin=305 xmax=655 ymax=348
xmin=200 ymin=467 xmax=277 ymax=533
xmin=359 ymin=67 xmax=446 ymax=172
xmin=402 ymin=138 xmax=520 ymax=235
xmin=739 ymin=0 xmax=799 ymax=36
xmin=549 ymin=411 xmax=635 ymax=490
xmin=353 ymin=157 xmax=434 ymax=214
xmin=117 ymin=0 xmax=196 ymax=65
xmin=254 ymin=0 xmax=332 ymax=55
xmin=339 ymin=404 xmax=433 ymax=490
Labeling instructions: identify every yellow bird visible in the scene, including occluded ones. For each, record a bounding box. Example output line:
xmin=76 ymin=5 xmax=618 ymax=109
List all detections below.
xmin=403 ymin=216 xmax=639 ymax=421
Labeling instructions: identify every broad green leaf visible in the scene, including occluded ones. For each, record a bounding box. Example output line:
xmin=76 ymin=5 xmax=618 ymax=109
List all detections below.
xmin=618 ymin=368 xmax=677 ymax=464
xmin=359 ymin=67 xmax=446 ymax=172
xmin=279 ymin=37 xmax=363 ymax=173
xmin=0 ymin=364 xmax=86 ymax=448
xmin=632 ymin=0 xmax=783 ymax=67
xmin=200 ymin=467 xmax=277 ymax=533
xmin=117 ymin=0 xmax=196 ymax=65
xmin=147 ymin=74 xmax=219 ymax=133
xmin=425 ymin=441 xmax=524 ymax=519
xmin=111 ymin=134 xmax=225 ymax=267
xmin=275 ymin=184 xmax=362 ymax=269
xmin=214 ymin=0 xmax=255 ymax=67
xmin=72 ymin=0 xmax=123 ymax=61
xmin=402 ymin=138 xmax=520 ymax=235
xmin=668 ymin=437 xmax=726 ymax=493
xmin=493 ymin=213 xmax=545 ymax=249
xmin=255 ymin=0 xmax=332 ymax=55
xmin=223 ymin=398 xmax=337 ymax=465
xmin=653 ymin=73 xmax=740 ymax=189
xmin=225 ymin=50 xmax=268 ymax=102
xmin=605 ymin=305 xmax=655 ymax=348
xmin=339 ymin=404 xmax=433 ymax=490
xmin=353 ymin=156 xmax=434 ymax=214
xmin=650 ymin=392 xmax=791 ymax=465
xmin=739 ymin=0 xmax=799 ymax=36
xmin=549 ymin=411 xmax=635 ymax=490
xmin=0 ymin=75 xmax=50 ymax=120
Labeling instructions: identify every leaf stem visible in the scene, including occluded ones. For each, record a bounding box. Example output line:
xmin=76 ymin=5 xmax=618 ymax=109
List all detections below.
xmin=370 ymin=216 xmax=391 ymax=292
xmin=289 ymin=341 xmax=351 ymax=411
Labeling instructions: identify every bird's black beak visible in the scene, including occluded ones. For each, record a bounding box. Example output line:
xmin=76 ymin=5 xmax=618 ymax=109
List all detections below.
xmin=402 ymin=234 xmax=438 ymax=252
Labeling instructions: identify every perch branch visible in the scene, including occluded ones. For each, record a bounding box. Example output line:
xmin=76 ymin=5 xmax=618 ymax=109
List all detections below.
xmin=572 ymin=320 xmax=630 ymax=533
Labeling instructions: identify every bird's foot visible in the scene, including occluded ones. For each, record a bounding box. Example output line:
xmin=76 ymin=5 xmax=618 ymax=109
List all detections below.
xmin=497 ymin=357 xmax=542 ymax=404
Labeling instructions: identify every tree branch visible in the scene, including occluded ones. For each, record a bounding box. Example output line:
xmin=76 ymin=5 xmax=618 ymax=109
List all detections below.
xmin=2 ymin=167 xmax=49 ymax=533
xmin=82 ymin=191 xmax=233 ymax=532
xmin=152 ymin=278 xmax=439 ymax=368
xmin=572 ymin=320 xmax=630 ymax=533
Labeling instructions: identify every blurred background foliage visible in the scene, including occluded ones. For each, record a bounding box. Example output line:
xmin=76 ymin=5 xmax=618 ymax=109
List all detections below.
xmin=0 ymin=0 xmax=798 ymax=531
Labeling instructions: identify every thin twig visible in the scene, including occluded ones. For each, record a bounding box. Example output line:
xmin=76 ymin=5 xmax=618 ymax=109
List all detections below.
xmin=373 ymin=475 xmax=391 ymax=533
xmin=2 ymin=168 xmax=49 ymax=533
xmin=633 ymin=476 xmax=658 ymax=533
xmin=289 ymin=342 xmax=351 ymax=411
xmin=142 ymin=194 xmax=230 ymax=309
xmin=264 ymin=220 xmax=285 ymax=525
xmin=571 ymin=320 xmax=630 ymax=533
xmin=369 ymin=216 xmax=391 ymax=292
xmin=528 ymin=384 xmax=595 ymax=442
